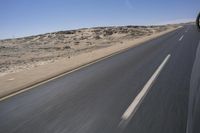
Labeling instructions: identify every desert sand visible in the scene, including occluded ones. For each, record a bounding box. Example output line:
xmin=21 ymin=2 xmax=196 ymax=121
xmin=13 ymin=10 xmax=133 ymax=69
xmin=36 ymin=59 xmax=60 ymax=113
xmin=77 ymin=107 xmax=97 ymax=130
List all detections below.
xmin=0 ymin=24 xmax=180 ymax=99
xmin=0 ymin=25 xmax=178 ymax=76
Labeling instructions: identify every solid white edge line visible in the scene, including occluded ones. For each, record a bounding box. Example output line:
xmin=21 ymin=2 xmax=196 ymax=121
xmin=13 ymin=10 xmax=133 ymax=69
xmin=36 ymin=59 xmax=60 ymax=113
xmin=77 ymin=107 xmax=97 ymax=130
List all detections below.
xmin=121 ymin=54 xmax=171 ymax=123
xmin=179 ymin=35 xmax=184 ymax=41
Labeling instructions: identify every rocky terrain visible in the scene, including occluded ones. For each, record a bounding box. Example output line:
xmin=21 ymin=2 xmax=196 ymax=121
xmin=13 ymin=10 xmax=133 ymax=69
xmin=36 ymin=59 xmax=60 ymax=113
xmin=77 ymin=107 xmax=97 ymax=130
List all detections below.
xmin=0 ymin=25 xmax=178 ymax=76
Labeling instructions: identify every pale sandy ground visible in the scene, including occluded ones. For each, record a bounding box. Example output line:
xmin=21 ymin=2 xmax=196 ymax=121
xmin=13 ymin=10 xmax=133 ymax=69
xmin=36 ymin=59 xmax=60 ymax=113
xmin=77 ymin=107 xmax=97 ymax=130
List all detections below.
xmin=0 ymin=25 xmax=178 ymax=76
xmin=0 ymin=25 xmax=180 ymax=99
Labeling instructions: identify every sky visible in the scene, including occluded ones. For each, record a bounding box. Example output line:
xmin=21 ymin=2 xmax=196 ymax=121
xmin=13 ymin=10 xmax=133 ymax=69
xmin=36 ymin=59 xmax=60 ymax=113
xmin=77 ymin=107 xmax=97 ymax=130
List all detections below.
xmin=0 ymin=0 xmax=199 ymax=39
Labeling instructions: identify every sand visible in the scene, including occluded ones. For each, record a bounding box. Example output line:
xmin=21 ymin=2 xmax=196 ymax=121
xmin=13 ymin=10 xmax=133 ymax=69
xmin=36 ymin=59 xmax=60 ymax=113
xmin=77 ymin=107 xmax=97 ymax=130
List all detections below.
xmin=0 ymin=25 xmax=181 ymax=99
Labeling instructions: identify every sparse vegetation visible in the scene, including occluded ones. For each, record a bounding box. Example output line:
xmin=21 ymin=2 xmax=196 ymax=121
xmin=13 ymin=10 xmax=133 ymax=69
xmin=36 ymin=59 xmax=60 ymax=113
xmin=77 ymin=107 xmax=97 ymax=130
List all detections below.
xmin=0 ymin=25 xmax=177 ymax=75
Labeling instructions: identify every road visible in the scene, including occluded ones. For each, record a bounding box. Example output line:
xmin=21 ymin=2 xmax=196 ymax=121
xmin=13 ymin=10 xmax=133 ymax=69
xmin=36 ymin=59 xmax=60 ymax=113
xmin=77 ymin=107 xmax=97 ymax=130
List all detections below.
xmin=0 ymin=24 xmax=199 ymax=133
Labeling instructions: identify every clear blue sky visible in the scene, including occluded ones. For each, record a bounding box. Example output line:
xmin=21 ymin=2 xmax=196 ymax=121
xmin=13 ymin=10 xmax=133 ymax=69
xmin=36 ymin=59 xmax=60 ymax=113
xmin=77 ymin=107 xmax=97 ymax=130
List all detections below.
xmin=0 ymin=0 xmax=199 ymax=39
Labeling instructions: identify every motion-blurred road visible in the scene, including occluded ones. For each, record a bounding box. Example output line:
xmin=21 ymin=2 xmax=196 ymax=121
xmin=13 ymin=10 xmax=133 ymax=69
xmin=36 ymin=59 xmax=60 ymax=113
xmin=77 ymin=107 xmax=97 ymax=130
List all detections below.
xmin=0 ymin=24 xmax=199 ymax=133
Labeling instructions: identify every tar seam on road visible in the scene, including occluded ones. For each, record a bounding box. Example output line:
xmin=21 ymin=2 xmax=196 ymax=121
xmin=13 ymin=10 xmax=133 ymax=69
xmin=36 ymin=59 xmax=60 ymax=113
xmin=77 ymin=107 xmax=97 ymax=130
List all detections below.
xmin=119 ymin=54 xmax=171 ymax=128
xmin=179 ymin=35 xmax=184 ymax=41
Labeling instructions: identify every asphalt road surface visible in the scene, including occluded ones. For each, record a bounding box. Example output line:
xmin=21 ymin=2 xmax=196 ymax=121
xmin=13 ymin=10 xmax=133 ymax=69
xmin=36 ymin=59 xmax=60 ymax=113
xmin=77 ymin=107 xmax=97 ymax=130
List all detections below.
xmin=0 ymin=24 xmax=200 ymax=133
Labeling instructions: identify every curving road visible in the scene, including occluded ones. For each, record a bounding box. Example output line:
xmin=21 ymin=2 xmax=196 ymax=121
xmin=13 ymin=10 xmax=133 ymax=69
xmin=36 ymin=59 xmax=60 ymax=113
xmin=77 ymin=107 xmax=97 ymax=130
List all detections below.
xmin=0 ymin=24 xmax=199 ymax=133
